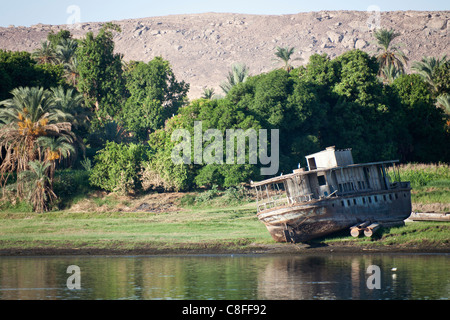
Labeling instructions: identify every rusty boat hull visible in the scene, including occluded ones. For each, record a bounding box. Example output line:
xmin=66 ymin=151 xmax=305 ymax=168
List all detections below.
xmin=257 ymin=188 xmax=412 ymax=243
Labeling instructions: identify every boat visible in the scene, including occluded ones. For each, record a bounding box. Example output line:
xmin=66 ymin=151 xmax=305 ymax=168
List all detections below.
xmin=251 ymin=146 xmax=412 ymax=243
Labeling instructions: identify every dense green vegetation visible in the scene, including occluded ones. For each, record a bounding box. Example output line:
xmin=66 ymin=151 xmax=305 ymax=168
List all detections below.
xmin=1 ymin=25 xmax=450 ymax=212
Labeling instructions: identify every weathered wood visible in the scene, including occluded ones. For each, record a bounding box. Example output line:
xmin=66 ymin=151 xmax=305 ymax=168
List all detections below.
xmin=409 ymin=212 xmax=450 ymax=222
xmin=350 ymin=221 xmax=371 ymax=237
xmin=350 ymin=227 xmax=362 ymax=237
xmin=254 ymin=147 xmax=412 ymax=243
xmin=364 ymin=223 xmax=380 ymax=237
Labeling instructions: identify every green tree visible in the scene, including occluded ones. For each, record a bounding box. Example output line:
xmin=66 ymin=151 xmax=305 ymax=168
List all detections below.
xmin=436 ymin=94 xmax=450 ymax=116
xmin=0 ymin=51 xmax=36 ymax=100
xmin=89 ymin=120 xmax=133 ymax=149
xmin=62 ymin=56 xmax=80 ymax=87
xmin=391 ymin=74 xmax=448 ymax=162
xmin=47 ymin=29 xmax=73 ymax=50
xmin=37 ymin=135 xmax=76 ymax=183
xmin=433 ymin=59 xmax=450 ymax=97
xmin=75 ymin=23 xmax=126 ymax=120
xmin=145 ymin=98 xmax=263 ymax=190
xmin=0 ymin=50 xmax=65 ymax=100
xmin=89 ymin=141 xmax=148 ymax=194
xmin=373 ymin=28 xmax=408 ymax=75
xmin=228 ymin=67 xmax=324 ymax=171
xmin=0 ymin=87 xmax=74 ymax=196
xmin=273 ymin=46 xmax=301 ymax=73
xmin=329 ymin=50 xmax=399 ymax=161
xmin=121 ymin=57 xmax=189 ymax=141
xmin=379 ymin=64 xmax=403 ymax=84
xmin=201 ymin=88 xmax=215 ymax=100
xmin=19 ymin=160 xmax=56 ymax=213
xmin=55 ymin=38 xmax=78 ymax=65
xmin=220 ymin=63 xmax=249 ymax=94
xmin=32 ymin=41 xmax=57 ymax=65
xmin=50 ymin=86 xmax=87 ymax=129
xmin=411 ymin=55 xmax=448 ymax=95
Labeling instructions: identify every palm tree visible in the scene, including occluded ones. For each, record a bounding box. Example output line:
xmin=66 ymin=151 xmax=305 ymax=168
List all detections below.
xmin=273 ymin=46 xmax=301 ymax=73
xmin=411 ymin=55 xmax=447 ymax=94
xmin=436 ymin=94 xmax=450 ymax=116
xmin=19 ymin=160 xmax=56 ymax=213
xmin=32 ymin=41 xmax=57 ymax=65
xmin=220 ymin=63 xmax=249 ymax=94
xmin=201 ymin=88 xmax=215 ymax=100
xmin=55 ymin=38 xmax=78 ymax=64
xmin=373 ymin=28 xmax=408 ymax=74
xmin=37 ymin=135 xmax=75 ymax=183
xmin=50 ymin=86 xmax=85 ymax=128
xmin=63 ymin=56 xmax=80 ymax=87
xmin=89 ymin=120 xmax=132 ymax=148
xmin=379 ymin=64 xmax=403 ymax=83
xmin=0 ymin=87 xmax=74 ymax=196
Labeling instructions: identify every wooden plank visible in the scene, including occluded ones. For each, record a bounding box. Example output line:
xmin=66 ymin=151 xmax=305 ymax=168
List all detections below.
xmin=409 ymin=212 xmax=450 ymax=222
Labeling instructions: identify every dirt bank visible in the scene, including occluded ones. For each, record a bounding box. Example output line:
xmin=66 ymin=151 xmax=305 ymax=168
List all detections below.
xmin=1 ymin=241 xmax=448 ymax=256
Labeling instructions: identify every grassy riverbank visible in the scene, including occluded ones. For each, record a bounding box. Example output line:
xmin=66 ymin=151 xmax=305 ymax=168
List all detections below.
xmin=0 ymin=163 xmax=449 ymax=255
xmin=0 ymin=194 xmax=448 ymax=255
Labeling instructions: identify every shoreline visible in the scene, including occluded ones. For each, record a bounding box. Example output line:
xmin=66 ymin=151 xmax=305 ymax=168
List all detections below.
xmin=1 ymin=242 xmax=449 ymax=256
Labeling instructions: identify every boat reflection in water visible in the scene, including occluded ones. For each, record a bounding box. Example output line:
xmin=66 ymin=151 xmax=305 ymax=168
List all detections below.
xmin=257 ymin=254 xmax=449 ymax=300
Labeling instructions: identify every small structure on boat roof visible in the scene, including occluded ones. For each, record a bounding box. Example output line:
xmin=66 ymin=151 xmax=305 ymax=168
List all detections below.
xmin=251 ymin=146 xmax=411 ymax=243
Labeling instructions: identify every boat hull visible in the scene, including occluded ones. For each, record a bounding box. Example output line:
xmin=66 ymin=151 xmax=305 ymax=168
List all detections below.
xmin=257 ymin=189 xmax=412 ymax=242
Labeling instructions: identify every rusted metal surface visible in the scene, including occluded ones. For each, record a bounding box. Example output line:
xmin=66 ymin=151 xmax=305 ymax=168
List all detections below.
xmin=252 ymin=147 xmax=413 ymax=243
xmin=257 ymin=188 xmax=411 ymax=242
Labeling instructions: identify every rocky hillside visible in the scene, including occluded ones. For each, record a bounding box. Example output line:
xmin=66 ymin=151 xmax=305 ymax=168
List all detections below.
xmin=0 ymin=11 xmax=448 ymax=99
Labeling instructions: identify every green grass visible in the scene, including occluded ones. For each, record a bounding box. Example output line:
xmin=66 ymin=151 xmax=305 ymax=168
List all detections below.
xmin=0 ymin=202 xmax=273 ymax=251
xmin=321 ymin=221 xmax=450 ymax=247
xmin=0 ymin=201 xmax=448 ymax=252
xmin=389 ymin=163 xmax=450 ymax=212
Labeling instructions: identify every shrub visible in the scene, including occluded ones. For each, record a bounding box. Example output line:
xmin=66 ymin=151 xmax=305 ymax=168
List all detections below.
xmin=54 ymin=170 xmax=91 ymax=195
xmin=89 ymin=141 xmax=148 ymax=194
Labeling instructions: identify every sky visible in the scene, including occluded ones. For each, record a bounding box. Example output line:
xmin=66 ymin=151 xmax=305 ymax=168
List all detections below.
xmin=0 ymin=0 xmax=448 ymax=27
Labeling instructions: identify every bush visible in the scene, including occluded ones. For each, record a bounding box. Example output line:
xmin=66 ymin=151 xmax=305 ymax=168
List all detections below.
xmin=0 ymin=198 xmax=33 ymax=213
xmin=53 ymin=169 xmax=92 ymax=208
xmin=195 ymin=185 xmax=220 ymax=203
xmin=89 ymin=141 xmax=148 ymax=194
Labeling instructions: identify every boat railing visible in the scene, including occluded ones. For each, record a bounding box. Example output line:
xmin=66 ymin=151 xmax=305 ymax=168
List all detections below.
xmin=257 ymin=193 xmax=315 ymax=212
xmin=390 ymin=181 xmax=411 ymax=189
xmin=257 ymin=196 xmax=289 ymax=212
xmin=289 ymin=194 xmax=314 ymax=204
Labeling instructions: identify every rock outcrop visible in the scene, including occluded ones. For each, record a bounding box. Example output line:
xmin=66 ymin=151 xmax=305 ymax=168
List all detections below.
xmin=1 ymin=11 xmax=448 ymax=99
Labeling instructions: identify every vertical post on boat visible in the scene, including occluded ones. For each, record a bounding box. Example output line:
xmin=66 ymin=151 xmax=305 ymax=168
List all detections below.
xmin=381 ymin=164 xmax=388 ymax=190
xmin=254 ymin=185 xmax=259 ymax=212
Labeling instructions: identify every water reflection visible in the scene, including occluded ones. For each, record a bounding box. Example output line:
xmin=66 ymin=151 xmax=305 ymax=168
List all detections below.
xmin=0 ymin=254 xmax=448 ymax=300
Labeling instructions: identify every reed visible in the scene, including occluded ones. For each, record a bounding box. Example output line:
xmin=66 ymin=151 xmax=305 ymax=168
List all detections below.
xmin=390 ymin=163 xmax=450 ymax=212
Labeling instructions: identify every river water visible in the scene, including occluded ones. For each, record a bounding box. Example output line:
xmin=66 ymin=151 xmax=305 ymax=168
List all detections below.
xmin=0 ymin=254 xmax=448 ymax=300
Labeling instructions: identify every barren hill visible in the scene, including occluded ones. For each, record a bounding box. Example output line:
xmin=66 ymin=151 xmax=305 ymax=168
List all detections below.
xmin=0 ymin=11 xmax=448 ymax=99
